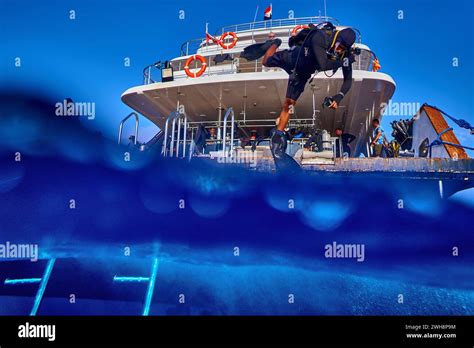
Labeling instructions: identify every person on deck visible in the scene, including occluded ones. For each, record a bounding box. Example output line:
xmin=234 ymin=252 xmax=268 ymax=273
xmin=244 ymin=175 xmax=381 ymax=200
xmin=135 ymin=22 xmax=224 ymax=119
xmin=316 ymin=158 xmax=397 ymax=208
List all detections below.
xmin=334 ymin=127 xmax=356 ymax=158
xmin=370 ymin=119 xmax=386 ymax=157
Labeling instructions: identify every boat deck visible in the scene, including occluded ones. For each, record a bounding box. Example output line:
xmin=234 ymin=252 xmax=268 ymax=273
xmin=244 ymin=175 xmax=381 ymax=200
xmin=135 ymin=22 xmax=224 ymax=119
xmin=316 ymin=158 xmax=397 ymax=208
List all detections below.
xmin=303 ymin=158 xmax=474 ymax=174
xmin=208 ymin=151 xmax=474 ymax=178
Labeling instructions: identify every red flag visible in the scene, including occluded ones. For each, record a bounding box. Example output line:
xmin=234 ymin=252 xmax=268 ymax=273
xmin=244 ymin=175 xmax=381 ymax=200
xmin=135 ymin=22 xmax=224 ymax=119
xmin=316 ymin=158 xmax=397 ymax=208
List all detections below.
xmin=264 ymin=4 xmax=272 ymax=20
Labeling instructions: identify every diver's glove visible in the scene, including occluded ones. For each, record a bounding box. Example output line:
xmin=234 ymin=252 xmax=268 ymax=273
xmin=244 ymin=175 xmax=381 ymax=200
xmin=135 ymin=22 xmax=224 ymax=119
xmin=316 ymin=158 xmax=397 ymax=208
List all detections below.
xmin=270 ymin=130 xmax=289 ymax=159
xmin=331 ymin=92 xmax=344 ymax=104
xmin=322 ymin=96 xmax=333 ymax=109
xmin=322 ymin=93 xmax=344 ymax=109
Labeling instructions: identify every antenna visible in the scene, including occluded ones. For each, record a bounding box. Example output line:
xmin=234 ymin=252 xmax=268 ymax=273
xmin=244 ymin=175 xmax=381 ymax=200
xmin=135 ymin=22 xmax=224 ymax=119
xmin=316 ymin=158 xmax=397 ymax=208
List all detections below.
xmin=251 ymin=5 xmax=259 ymax=42
xmin=253 ymin=5 xmax=259 ymax=23
xmin=324 ymin=0 xmax=327 ymax=18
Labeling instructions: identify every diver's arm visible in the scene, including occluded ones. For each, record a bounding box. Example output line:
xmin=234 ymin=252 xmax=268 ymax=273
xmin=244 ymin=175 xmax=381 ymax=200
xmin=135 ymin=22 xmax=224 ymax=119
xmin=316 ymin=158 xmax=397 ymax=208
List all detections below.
xmin=312 ymin=43 xmax=344 ymax=71
xmin=339 ymin=64 xmax=353 ymax=96
xmin=309 ymin=32 xmax=344 ymax=71
xmin=329 ymin=64 xmax=353 ymax=107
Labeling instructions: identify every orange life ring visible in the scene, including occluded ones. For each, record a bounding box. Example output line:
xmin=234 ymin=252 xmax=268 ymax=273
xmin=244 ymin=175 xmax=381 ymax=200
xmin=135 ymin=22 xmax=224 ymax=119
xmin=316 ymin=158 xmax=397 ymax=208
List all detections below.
xmin=218 ymin=31 xmax=238 ymax=49
xmin=205 ymin=31 xmax=238 ymax=49
xmin=291 ymin=25 xmax=309 ymax=36
xmin=184 ymin=55 xmax=207 ymax=78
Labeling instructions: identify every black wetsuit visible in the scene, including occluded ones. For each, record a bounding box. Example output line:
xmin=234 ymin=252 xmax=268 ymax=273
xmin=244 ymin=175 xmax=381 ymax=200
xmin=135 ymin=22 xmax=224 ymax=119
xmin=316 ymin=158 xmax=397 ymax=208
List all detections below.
xmin=265 ymin=28 xmax=354 ymax=101
xmin=335 ymin=133 xmax=356 ymax=157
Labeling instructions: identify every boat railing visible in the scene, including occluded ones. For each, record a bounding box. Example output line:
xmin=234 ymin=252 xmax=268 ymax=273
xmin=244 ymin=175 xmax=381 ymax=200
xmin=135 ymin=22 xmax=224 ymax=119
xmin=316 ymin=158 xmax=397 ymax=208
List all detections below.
xmin=180 ymin=16 xmax=340 ymax=57
xmin=176 ymin=111 xmax=188 ymax=158
xmin=118 ymin=112 xmax=139 ymax=145
xmin=157 ymin=112 xmax=345 ymax=162
xmin=161 ymin=47 xmax=377 ymax=83
xmin=162 ymin=111 xmax=178 ymax=156
xmin=180 ymin=38 xmax=207 ymax=57
xmin=143 ymin=65 xmax=155 ymax=85
xmin=162 ymin=109 xmax=188 ymax=158
xmin=218 ymin=16 xmax=340 ymax=36
xmin=117 ymin=109 xmax=341 ymax=162
xmin=221 ymin=107 xmax=235 ymax=158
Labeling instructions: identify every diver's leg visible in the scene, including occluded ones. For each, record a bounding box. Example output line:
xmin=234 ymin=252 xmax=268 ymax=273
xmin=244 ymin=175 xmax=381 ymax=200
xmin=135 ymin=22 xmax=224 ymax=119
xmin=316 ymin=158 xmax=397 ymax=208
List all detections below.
xmin=270 ymin=129 xmax=300 ymax=172
xmin=271 ymin=98 xmax=295 ymax=159
xmin=277 ymin=71 xmax=310 ymax=130
xmin=241 ymin=38 xmax=282 ymax=62
xmin=269 ymin=70 xmax=312 ymax=172
xmin=262 ymin=44 xmax=279 ymax=66
xmin=270 ymin=97 xmax=300 ymax=172
xmin=276 ymin=98 xmax=296 ymax=131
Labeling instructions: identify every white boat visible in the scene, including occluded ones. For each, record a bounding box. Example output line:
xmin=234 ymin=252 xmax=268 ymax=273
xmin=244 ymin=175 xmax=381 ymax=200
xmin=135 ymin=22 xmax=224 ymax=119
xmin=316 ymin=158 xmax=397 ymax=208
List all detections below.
xmin=118 ymin=16 xmax=473 ymax=196
xmin=121 ymin=17 xmax=394 ymax=153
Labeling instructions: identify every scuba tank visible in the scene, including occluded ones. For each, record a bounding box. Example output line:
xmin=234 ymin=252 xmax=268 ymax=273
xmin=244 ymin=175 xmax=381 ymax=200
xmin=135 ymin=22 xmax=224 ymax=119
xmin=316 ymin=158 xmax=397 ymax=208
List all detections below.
xmin=321 ymin=130 xmax=332 ymax=151
xmin=289 ymin=22 xmax=336 ymax=48
xmin=288 ymin=22 xmax=338 ymax=86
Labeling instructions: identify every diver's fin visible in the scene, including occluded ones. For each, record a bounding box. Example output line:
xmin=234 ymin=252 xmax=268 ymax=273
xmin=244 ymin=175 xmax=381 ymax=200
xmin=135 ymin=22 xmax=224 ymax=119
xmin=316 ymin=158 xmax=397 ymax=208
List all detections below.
xmin=240 ymin=39 xmax=281 ymax=61
xmin=270 ymin=130 xmax=301 ymax=173
xmin=240 ymin=42 xmax=268 ymax=61
xmin=272 ymin=151 xmax=301 ymax=173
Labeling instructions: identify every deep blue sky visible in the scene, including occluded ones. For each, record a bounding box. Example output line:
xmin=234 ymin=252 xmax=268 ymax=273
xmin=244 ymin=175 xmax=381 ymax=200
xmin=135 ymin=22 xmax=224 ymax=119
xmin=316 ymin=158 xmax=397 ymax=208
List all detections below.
xmin=2 ymin=0 xmax=473 ymax=151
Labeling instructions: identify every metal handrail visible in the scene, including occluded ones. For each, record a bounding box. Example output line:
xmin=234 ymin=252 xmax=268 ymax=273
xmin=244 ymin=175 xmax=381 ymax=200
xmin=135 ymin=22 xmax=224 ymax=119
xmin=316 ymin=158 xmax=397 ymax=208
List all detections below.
xmin=218 ymin=16 xmax=340 ymax=34
xmin=179 ymin=16 xmax=341 ymax=56
xmin=186 ymin=118 xmax=317 ymax=130
xmin=162 ymin=110 xmax=188 ymax=158
xmin=162 ymin=111 xmax=179 ymax=156
xmin=428 ymin=127 xmax=474 ymax=158
xmin=140 ymin=129 xmax=164 ymax=152
xmin=118 ymin=112 xmax=139 ymax=145
xmin=174 ymin=112 xmax=188 ymax=158
xmin=143 ymin=62 xmax=163 ymax=85
xmin=143 ymin=66 xmax=154 ymax=85
xmin=173 ymin=48 xmax=376 ymax=77
xmin=221 ymin=107 xmax=235 ymax=158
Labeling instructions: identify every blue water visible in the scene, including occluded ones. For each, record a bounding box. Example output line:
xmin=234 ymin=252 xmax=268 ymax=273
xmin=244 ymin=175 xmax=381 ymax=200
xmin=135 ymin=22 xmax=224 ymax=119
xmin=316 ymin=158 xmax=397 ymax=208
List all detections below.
xmin=0 ymin=92 xmax=473 ymax=315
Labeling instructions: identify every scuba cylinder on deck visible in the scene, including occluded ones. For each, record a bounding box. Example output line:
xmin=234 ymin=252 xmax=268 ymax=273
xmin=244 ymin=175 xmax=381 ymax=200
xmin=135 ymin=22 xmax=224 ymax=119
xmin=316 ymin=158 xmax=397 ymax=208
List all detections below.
xmin=321 ymin=130 xmax=332 ymax=151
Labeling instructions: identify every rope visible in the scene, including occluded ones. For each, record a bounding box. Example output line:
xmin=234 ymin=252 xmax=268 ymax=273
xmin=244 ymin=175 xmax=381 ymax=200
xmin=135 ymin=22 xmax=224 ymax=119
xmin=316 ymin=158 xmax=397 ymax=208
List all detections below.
xmin=428 ymin=128 xmax=474 ymax=157
xmin=424 ymin=103 xmax=474 ymax=133
xmin=422 ymin=104 xmax=474 ymax=155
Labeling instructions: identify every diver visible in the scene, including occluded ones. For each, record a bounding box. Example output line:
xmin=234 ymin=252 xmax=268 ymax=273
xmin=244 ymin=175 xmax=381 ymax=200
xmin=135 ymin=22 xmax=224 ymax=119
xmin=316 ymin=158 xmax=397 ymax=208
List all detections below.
xmin=241 ymin=23 xmax=358 ymax=170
